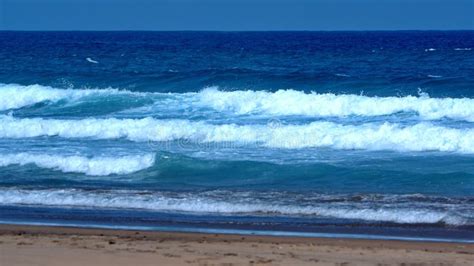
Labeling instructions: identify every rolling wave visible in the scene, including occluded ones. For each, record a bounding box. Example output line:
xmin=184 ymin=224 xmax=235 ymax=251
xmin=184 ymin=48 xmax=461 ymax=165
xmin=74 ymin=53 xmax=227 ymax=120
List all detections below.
xmin=0 ymin=83 xmax=145 ymax=111
xmin=0 ymin=188 xmax=469 ymax=225
xmin=1 ymin=115 xmax=473 ymax=153
xmin=0 ymin=153 xmax=155 ymax=176
xmin=2 ymin=83 xmax=474 ymax=121
xmin=197 ymin=87 xmax=474 ymax=121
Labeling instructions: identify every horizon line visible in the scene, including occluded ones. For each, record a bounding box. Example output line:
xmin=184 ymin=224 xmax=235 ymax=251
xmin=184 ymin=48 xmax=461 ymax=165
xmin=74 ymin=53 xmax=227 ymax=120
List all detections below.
xmin=1 ymin=29 xmax=473 ymax=32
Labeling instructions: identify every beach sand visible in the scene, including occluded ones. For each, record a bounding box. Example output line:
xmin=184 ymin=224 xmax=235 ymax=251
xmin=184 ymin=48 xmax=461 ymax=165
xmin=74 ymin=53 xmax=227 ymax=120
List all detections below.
xmin=0 ymin=224 xmax=473 ymax=265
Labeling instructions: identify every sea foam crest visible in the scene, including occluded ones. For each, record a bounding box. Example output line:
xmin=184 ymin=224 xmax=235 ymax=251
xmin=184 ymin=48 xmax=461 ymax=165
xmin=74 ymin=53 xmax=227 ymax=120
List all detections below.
xmin=0 ymin=153 xmax=155 ymax=176
xmin=0 ymin=189 xmax=468 ymax=225
xmin=1 ymin=116 xmax=474 ymax=153
xmin=198 ymin=88 xmax=474 ymax=121
xmin=3 ymin=83 xmax=474 ymax=122
xmin=0 ymin=83 xmax=140 ymax=111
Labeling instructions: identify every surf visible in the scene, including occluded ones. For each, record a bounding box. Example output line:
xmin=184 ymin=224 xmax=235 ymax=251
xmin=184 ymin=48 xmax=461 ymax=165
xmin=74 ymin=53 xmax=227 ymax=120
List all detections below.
xmin=1 ymin=115 xmax=474 ymax=153
xmin=0 ymin=188 xmax=469 ymax=225
xmin=2 ymin=83 xmax=474 ymax=122
xmin=0 ymin=152 xmax=155 ymax=176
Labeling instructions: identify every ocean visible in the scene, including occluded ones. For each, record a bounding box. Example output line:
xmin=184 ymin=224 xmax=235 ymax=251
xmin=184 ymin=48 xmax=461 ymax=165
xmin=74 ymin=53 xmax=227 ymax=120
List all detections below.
xmin=0 ymin=31 xmax=473 ymax=242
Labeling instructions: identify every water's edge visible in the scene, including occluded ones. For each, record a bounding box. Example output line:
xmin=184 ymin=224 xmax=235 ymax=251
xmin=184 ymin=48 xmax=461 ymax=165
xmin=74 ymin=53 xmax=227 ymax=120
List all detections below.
xmin=1 ymin=220 xmax=473 ymax=244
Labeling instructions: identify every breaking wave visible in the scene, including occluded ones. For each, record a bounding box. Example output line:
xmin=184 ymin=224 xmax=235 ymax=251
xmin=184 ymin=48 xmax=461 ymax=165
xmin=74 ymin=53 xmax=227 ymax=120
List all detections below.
xmin=2 ymin=83 xmax=474 ymax=122
xmin=197 ymin=87 xmax=474 ymax=121
xmin=1 ymin=115 xmax=474 ymax=153
xmin=0 ymin=153 xmax=155 ymax=176
xmin=0 ymin=83 xmax=144 ymax=111
xmin=0 ymin=188 xmax=469 ymax=225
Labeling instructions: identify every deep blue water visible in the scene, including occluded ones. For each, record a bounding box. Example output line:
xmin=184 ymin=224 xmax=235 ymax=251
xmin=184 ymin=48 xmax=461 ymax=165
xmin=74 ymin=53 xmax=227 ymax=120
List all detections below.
xmin=0 ymin=31 xmax=473 ymax=241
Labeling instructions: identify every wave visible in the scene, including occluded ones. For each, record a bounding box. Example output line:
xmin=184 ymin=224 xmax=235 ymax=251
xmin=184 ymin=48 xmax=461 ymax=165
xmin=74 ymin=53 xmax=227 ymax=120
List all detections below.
xmin=197 ymin=88 xmax=474 ymax=122
xmin=86 ymin=57 xmax=99 ymax=64
xmin=0 ymin=83 xmax=144 ymax=111
xmin=0 ymin=153 xmax=155 ymax=176
xmin=1 ymin=115 xmax=474 ymax=153
xmin=0 ymin=189 xmax=469 ymax=225
xmin=2 ymin=83 xmax=474 ymax=122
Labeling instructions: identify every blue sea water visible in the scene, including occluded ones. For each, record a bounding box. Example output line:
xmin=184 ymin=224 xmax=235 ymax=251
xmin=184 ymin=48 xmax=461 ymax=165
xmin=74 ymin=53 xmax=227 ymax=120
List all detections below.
xmin=0 ymin=31 xmax=473 ymax=241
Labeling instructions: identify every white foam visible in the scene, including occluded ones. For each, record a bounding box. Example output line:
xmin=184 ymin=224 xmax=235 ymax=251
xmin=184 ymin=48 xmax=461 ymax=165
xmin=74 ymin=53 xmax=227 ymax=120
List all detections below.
xmin=0 ymin=83 xmax=141 ymax=111
xmin=0 ymin=189 xmax=467 ymax=225
xmin=3 ymin=83 xmax=474 ymax=122
xmin=86 ymin=57 xmax=99 ymax=64
xmin=1 ymin=116 xmax=474 ymax=153
xmin=0 ymin=153 xmax=155 ymax=176
xmin=425 ymin=48 xmax=436 ymax=52
xmin=197 ymin=88 xmax=474 ymax=121
xmin=454 ymin=48 xmax=472 ymax=51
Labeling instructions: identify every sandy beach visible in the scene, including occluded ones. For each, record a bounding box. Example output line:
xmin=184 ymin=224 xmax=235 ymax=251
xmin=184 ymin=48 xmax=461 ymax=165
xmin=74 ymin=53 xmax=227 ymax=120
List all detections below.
xmin=0 ymin=224 xmax=472 ymax=265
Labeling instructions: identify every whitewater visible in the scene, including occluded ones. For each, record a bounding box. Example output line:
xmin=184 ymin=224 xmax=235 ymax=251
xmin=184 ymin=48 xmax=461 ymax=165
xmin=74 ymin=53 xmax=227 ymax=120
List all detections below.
xmin=1 ymin=115 xmax=473 ymax=153
xmin=0 ymin=188 xmax=471 ymax=225
xmin=0 ymin=153 xmax=155 ymax=176
xmin=2 ymin=83 xmax=474 ymax=122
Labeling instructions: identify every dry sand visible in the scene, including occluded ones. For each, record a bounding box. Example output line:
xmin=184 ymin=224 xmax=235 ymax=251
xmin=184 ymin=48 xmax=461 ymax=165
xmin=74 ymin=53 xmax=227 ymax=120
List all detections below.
xmin=0 ymin=224 xmax=473 ymax=265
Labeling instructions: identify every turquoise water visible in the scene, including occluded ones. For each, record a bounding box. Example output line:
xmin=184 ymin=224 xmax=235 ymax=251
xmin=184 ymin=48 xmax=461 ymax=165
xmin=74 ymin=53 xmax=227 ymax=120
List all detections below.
xmin=0 ymin=31 xmax=473 ymax=241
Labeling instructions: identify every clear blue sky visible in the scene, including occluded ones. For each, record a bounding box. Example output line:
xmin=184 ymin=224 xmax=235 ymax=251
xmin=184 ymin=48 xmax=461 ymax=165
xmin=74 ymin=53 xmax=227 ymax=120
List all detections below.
xmin=1 ymin=0 xmax=473 ymax=30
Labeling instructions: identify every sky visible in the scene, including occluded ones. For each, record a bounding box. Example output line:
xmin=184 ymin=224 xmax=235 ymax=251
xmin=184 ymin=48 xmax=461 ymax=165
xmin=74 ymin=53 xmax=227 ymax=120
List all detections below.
xmin=1 ymin=0 xmax=473 ymax=31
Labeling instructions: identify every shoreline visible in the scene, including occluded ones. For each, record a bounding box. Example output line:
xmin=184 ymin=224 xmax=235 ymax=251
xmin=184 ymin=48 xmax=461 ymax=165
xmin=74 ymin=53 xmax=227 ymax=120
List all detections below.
xmin=1 ymin=224 xmax=473 ymax=265
xmin=1 ymin=220 xmax=472 ymax=244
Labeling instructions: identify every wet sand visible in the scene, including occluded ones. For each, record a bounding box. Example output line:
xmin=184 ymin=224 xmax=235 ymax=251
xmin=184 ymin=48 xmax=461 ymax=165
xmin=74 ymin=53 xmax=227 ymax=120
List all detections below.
xmin=0 ymin=224 xmax=473 ymax=265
